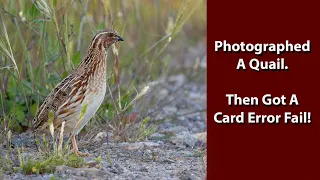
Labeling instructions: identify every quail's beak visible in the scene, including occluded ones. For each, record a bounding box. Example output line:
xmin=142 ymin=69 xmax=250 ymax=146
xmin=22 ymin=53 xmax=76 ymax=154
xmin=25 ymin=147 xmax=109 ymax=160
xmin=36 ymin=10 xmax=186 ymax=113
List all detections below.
xmin=117 ymin=35 xmax=124 ymax=41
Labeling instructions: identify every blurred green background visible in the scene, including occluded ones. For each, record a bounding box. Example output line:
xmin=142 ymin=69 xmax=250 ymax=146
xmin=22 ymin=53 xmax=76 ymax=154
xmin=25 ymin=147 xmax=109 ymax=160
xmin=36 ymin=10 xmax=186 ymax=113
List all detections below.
xmin=0 ymin=0 xmax=206 ymax=140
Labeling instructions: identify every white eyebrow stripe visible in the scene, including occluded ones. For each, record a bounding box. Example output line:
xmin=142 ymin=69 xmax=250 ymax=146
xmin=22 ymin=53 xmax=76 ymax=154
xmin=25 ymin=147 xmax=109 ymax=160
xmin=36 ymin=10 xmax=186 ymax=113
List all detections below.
xmin=88 ymin=32 xmax=110 ymax=49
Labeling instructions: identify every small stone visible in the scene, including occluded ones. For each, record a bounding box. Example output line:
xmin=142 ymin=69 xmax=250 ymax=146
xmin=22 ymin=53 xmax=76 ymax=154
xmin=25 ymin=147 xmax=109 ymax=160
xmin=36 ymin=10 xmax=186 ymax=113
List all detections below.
xmin=159 ymin=89 xmax=169 ymax=97
xmin=192 ymin=132 xmax=207 ymax=144
xmin=94 ymin=132 xmax=106 ymax=141
xmin=123 ymin=141 xmax=160 ymax=151
xmin=157 ymin=140 xmax=164 ymax=145
xmin=126 ymin=173 xmax=135 ymax=179
xmin=139 ymin=166 xmax=149 ymax=172
xmin=162 ymin=158 xmax=175 ymax=164
xmin=200 ymin=56 xmax=207 ymax=68
xmin=84 ymin=157 xmax=99 ymax=167
xmin=170 ymin=131 xmax=197 ymax=148
xmin=178 ymin=169 xmax=199 ymax=180
xmin=56 ymin=165 xmax=110 ymax=178
xmin=165 ymin=165 xmax=175 ymax=170
xmin=149 ymin=133 xmax=166 ymax=140
xmin=161 ymin=126 xmax=188 ymax=134
xmin=189 ymin=92 xmax=202 ymax=99
xmin=168 ymin=74 xmax=186 ymax=88
xmin=118 ymin=142 xmax=130 ymax=147
xmin=109 ymin=163 xmax=125 ymax=174
xmin=163 ymin=106 xmax=177 ymax=113
xmin=182 ymin=151 xmax=194 ymax=157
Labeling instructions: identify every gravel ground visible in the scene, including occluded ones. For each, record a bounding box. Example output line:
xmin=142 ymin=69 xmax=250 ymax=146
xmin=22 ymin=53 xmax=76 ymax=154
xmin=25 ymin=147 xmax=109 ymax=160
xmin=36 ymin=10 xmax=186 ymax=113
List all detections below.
xmin=1 ymin=41 xmax=207 ymax=180
xmin=3 ymin=138 xmax=206 ymax=180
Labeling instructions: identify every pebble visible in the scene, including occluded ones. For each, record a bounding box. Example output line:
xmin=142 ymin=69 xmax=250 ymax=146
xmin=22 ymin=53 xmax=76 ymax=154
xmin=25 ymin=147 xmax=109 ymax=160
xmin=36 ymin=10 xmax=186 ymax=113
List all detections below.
xmin=162 ymin=158 xmax=175 ymax=164
xmin=177 ymin=116 xmax=186 ymax=121
xmin=94 ymin=132 xmax=106 ymax=141
xmin=56 ymin=165 xmax=111 ymax=178
xmin=168 ymin=74 xmax=186 ymax=88
xmin=179 ymin=169 xmax=200 ymax=180
xmin=162 ymin=126 xmax=188 ymax=134
xmin=162 ymin=106 xmax=178 ymax=113
xmin=189 ymin=92 xmax=202 ymax=99
xmin=192 ymin=132 xmax=207 ymax=144
xmin=139 ymin=166 xmax=149 ymax=172
xmin=122 ymin=141 xmax=161 ymax=151
xmin=159 ymin=89 xmax=169 ymax=97
xmin=149 ymin=133 xmax=166 ymax=140
xmin=182 ymin=151 xmax=194 ymax=157
xmin=170 ymin=131 xmax=198 ymax=148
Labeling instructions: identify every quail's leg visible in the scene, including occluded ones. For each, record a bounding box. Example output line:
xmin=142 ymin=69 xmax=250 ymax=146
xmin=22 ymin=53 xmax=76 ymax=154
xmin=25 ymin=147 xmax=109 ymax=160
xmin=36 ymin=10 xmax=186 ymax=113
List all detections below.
xmin=71 ymin=134 xmax=91 ymax=157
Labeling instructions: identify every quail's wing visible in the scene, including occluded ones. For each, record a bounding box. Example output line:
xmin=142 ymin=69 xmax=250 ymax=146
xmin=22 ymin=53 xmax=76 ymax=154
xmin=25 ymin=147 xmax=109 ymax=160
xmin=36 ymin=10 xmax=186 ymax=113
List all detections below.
xmin=32 ymin=71 xmax=89 ymax=130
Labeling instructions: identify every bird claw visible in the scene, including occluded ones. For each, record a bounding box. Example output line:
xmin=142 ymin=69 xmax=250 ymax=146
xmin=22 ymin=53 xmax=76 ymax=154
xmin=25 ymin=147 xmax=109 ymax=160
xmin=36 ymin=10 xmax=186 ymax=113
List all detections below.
xmin=73 ymin=150 xmax=92 ymax=157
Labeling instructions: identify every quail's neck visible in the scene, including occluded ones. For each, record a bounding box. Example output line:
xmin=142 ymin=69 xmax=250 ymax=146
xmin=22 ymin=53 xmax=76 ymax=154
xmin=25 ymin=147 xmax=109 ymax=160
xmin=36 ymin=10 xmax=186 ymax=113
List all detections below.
xmin=78 ymin=47 xmax=108 ymax=69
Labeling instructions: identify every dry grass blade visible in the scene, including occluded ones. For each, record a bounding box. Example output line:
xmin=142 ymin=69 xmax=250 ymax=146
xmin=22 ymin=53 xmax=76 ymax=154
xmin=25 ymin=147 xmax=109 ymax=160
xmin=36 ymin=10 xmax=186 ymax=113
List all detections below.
xmin=72 ymin=103 xmax=88 ymax=135
xmin=32 ymin=0 xmax=52 ymax=19
xmin=7 ymin=129 xmax=12 ymax=145
xmin=0 ymin=13 xmax=19 ymax=76
xmin=0 ymin=88 xmax=8 ymax=136
xmin=58 ymin=121 xmax=65 ymax=154
xmin=139 ymin=0 xmax=201 ymax=59
xmin=121 ymin=86 xmax=150 ymax=113
xmin=171 ymin=0 xmax=201 ymax=37
xmin=112 ymin=43 xmax=120 ymax=84
xmin=48 ymin=111 xmax=54 ymax=139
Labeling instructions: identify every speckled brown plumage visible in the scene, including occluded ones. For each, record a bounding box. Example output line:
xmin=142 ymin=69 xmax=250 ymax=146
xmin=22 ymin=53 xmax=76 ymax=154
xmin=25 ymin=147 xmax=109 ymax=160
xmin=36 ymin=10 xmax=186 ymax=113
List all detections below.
xmin=32 ymin=29 xmax=124 ymax=156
